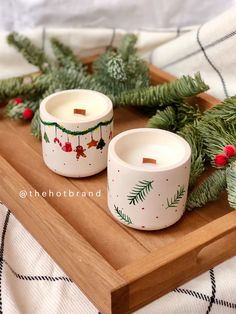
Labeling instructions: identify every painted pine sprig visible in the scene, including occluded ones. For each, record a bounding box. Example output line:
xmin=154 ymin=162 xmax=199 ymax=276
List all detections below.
xmin=127 ymin=180 xmax=154 ymax=205
xmin=114 ymin=206 xmax=132 ymax=225
xmin=166 ymin=185 xmax=185 ymax=209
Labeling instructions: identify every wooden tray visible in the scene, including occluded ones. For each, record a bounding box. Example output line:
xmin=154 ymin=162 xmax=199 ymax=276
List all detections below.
xmin=0 ymin=62 xmax=236 ymax=314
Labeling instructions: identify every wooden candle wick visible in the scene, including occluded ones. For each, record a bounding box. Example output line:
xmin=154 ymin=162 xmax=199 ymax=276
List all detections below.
xmin=74 ymin=108 xmax=86 ymax=115
xmin=143 ymin=158 xmax=157 ymax=164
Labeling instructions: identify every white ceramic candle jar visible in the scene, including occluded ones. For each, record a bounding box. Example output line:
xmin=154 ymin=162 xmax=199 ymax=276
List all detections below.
xmin=40 ymin=89 xmax=113 ymax=177
xmin=107 ymin=128 xmax=191 ymax=230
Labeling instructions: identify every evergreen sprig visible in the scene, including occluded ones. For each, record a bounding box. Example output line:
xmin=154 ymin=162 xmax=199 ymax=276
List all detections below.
xmin=166 ymin=186 xmax=185 ymax=209
xmin=118 ymin=33 xmax=137 ymax=61
xmin=147 ymin=102 xmax=201 ymax=132
xmin=5 ymin=99 xmax=39 ymax=120
xmin=178 ymin=123 xmax=205 ymax=187
xmin=127 ymin=180 xmax=154 ymax=205
xmin=226 ymin=161 xmax=236 ymax=209
xmin=147 ymin=106 xmax=177 ymax=131
xmin=50 ymin=37 xmax=85 ymax=72
xmin=114 ymin=206 xmax=132 ymax=224
xmin=202 ymin=96 xmax=236 ymax=123
xmin=7 ymin=32 xmax=53 ymax=73
xmin=113 ymin=73 xmax=209 ymax=107
xmin=187 ymin=170 xmax=227 ymax=211
xmin=93 ymin=34 xmax=149 ymax=96
xmin=198 ymin=119 xmax=236 ymax=164
xmin=31 ymin=109 xmax=41 ymax=139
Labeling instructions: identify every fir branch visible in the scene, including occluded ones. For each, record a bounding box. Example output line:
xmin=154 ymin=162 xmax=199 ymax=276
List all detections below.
xmin=93 ymin=35 xmax=149 ymax=96
xmin=178 ymin=123 xmax=205 ymax=187
xmin=127 ymin=180 xmax=154 ymax=205
xmin=113 ymin=73 xmax=209 ymax=107
xmin=50 ymin=38 xmax=85 ymax=72
xmin=0 ymin=73 xmax=53 ymax=101
xmin=147 ymin=106 xmax=177 ymax=131
xmin=118 ymin=33 xmax=137 ymax=61
xmin=202 ymin=96 xmax=236 ymax=123
xmin=166 ymin=186 xmax=185 ymax=209
xmin=186 ymin=170 xmax=227 ymax=211
xmin=107 ymin=54 xmax=127 ymax=81
xmin=31 ymin=109 xmax=41 ymax=139
xmin=5 ymin=99 xmax=39 ymax=120
xmin=114 ymin=205 xmax=132 ymax=224
xmin=0 ymin=76 xmax=24 ymax=101
xmin=7 ymin=32 xmax=53 ymax=73
xmin=198 ymin=119 xmax=236 ymax=164
xmin=176 ymin=102 xmax=202 ymax=129
xmin=226 ymin=161 xmax=236 ymax=209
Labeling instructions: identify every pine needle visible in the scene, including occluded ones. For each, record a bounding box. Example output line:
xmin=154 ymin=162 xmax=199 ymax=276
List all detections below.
xmin=178 ymin=122 xmax=205 ymax=187
xmin=187 ymin=170 xmax=227 ymax=211
xmin=226 ymin=161 xmax=236 ymax=209
xmin=113 ymin=72 xmax=209 ymax=107
xmin=7 ymin=32 xmax=53 ymax=73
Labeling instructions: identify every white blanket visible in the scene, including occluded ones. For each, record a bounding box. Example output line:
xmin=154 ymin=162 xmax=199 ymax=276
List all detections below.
xmin=0 ymin=5 xmax=236 ymax=314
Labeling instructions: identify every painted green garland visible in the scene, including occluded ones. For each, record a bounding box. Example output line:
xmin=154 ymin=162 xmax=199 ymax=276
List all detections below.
xmin=40 ymin=116 xmax=113 ymax=136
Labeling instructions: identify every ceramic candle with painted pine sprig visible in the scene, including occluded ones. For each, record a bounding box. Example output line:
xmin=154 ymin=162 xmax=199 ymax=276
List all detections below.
xmin=40 ymin=89 xmax=113 ymax=177
xmin=107 ymin=128 xmax=191 ymax=230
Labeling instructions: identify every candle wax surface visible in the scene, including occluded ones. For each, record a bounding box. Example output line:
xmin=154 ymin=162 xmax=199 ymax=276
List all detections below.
xmin=47 ymin=93 xmax=109 ymax=122
xmin=123 ymin=144 xmax=185 ymax=169
xmin=114 ymin=130 xmax=188 ymax=170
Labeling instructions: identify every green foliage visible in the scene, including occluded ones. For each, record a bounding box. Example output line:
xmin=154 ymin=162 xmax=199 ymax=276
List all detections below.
xmin=226 ymin=161 xmax=236 ymax=209
xmin=0 ymin=76 xmax=24 ymax=101
xmin=166 ymin=186 xmax=185 ymax=209
xmin=127 ymin=180 xmax=154 ymax=205
xmin=107 ymin=54 xmax=127 ymax=81
xmin=198 ymin=119 xmax=236 ymax=165
xmin=7 ymin=32 xmax=53 ymax=73
xmin=186 ymin=170 xmax=227 ymax=211
xmin=147 ymin=102 xmax=201 ymax=132
xmin=5 ymin=99 xmax=39 ymax=120
xmin=113 ymin=73 xmax=209 ymax=107
xmin=50 ymin=37 xmax=84 ymax=72
xmin=177 ymin=102 xmax=202 ymax=129
xmin=178 ymin=123 xmax=205 ymax=187
xmin=31 ymin=109 xmax=41 ymax=139
xmin=202 ymin=96 xmax=236 ymax=123
xmin=118 ymin=33 xmax=137 ymax=61
xmin=147 ymin=106 xmax=177 ymax=131
xmin=0 ymin=73 xmax=54 ymax=102
xmin=93 ymin=34 xmax=149 ymax=96
xmin=114 ymin=206 xmax=132 ymax=224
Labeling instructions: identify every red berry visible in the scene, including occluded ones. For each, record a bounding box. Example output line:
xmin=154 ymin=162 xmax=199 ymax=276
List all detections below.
xmin=23 ymin=108 xmax=34 ymax=120
xmin=214 ymin=153 xmax=228 ymax=167
xmin=15 ymin=97 xmax=23 ymax=105
xmin=223 ymin=145 xmax=236 ymax=158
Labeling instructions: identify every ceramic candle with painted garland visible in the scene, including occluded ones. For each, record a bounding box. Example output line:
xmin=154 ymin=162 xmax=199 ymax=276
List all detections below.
xmin=107 ymin=128 xmax=191 ymax=230
xmin=40 ymin=89 xmax=113 ymax=177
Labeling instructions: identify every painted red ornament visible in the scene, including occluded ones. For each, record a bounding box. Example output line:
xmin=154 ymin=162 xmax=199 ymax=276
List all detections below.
xmin=14 ymin=97 xmax=23 ymax=105
xmin=74 ymin=145 xmax=87 ymax=159
xmin=223 ymin=145 xmax=236 ymax=158
xmin=214 ymin=153 xmax=228 ymax=167
xmin=54 ymin=137 xmax=62 ymax=147
xmin=22 ymin=108 xmax=34 ymax=120
xmin=62 ymin=142 xmax=72 ymax=152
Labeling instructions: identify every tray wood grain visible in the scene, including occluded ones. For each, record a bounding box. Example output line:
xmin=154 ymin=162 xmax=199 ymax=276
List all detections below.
xmin=0 ymin=61 xmax=235 ymax=314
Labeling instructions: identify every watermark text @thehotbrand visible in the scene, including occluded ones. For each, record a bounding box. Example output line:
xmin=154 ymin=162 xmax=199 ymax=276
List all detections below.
xmin=18 ymin=189 xmax=102 ymax=199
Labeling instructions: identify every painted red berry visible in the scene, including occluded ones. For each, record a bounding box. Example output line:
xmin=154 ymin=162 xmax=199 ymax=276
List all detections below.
xmin=14 ymin=97 xmax=23 ymax=105
xmin=214 ymin=153 xmax=228 ymax=167
xmin=223 ymin=145 xmax=236 ymax=158
xmin=23 ymin=108 xmax=34 ymax=120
